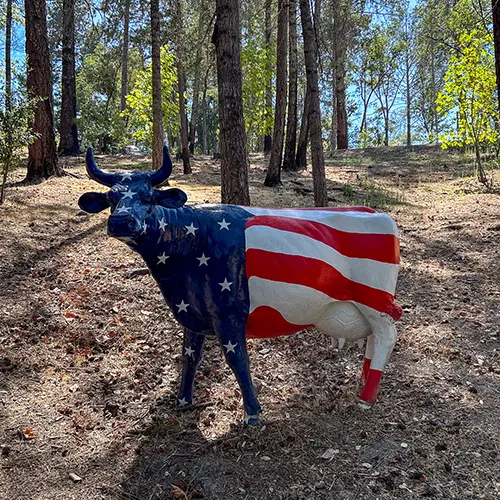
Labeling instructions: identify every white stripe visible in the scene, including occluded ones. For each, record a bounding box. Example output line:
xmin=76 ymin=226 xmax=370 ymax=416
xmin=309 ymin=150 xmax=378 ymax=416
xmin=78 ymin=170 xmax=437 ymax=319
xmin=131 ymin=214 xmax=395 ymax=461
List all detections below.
xmin=248 ymin=276 xmax=379 ymax=324
xmin=243 ymin=207 xmax=398 ymax=236
xmin=245 ymin=225 xmax=399 ymax=294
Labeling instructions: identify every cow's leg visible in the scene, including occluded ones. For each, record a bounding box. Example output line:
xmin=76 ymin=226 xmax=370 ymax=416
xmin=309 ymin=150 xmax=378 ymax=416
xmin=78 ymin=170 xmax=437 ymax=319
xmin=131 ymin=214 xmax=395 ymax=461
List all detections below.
xmin=361 ymin=333 xmax=375 ymax=384
xmin=359 ymin=314 xmax=397 ymax=408
xmin=176 ymin=329 xmax=206 ymax=408
xmin=216 ymin=329 xmax=262 ymax=426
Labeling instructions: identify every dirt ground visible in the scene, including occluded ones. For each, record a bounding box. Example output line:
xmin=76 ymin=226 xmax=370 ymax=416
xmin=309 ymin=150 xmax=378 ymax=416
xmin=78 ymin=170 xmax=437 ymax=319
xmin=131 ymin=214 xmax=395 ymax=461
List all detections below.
xmin=0 ymin=146 xmax=499 ymax=500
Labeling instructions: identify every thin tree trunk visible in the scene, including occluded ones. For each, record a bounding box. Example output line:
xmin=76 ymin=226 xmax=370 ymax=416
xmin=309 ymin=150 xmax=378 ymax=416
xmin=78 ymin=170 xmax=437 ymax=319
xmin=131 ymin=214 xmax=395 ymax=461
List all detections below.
xmin=263 ymin=0 xmax=272 ymax=154
xmin=25 ymin=0 xmax=62 ymax=181
xmin=283 ymin=0 xmax=298 ymax=171
xmin=120 ymin=0 xmax=130 ymax=114
xmin=492 ymin=0 xmax=500 ymax=112
xmin=299 ymin=0 xmax=327 ymax=206
xmin=213 ymin=0 xmax=250 ymax=204
xmin=188 ymin=0 xmax=206 ymax=154
xmin=330 ymin=68 xmax=338 ymax=153
xmin=201 ymin=65 xmax=210 ymax=155
xmin=151 ymin=0 xmax=164 ymax=170
xmin=173 ymin=0 xmax=191 ymax=174
xmin=406 ymin=50 xmax=411 ymax=147
xmin=265 ymin=0 xmax=288 ymax=187
xmin=295 ymin=89 xmax=309 ymax=170
xmin=58 ymin=0 xmax=79 ymax=155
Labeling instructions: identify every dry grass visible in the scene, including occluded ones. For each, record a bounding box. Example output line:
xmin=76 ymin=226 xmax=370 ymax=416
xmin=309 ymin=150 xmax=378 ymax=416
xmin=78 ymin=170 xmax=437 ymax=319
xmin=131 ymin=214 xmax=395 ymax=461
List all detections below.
xmin=0 ymin=145 xmax=499 ymax=499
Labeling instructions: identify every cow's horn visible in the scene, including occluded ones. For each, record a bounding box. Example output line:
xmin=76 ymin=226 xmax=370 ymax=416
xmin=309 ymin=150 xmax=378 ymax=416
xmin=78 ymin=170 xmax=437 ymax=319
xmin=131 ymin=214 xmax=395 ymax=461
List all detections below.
xmin=85 ymin=148 xmax=117 ymax=187
xmin=149 ymin=146 xmax=172 ymax=186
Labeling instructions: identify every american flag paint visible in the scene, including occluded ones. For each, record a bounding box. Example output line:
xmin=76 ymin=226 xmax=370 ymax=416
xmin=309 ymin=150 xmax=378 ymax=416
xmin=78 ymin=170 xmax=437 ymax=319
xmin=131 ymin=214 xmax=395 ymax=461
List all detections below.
xmin=79 ymin=146 xmax=402 ymax=425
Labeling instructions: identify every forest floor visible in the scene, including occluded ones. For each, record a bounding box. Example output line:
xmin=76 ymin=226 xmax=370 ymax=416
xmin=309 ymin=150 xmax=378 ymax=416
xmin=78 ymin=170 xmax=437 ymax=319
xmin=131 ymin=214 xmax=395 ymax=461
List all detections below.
xmin=0 ymin=145 xmax=499 ymax=500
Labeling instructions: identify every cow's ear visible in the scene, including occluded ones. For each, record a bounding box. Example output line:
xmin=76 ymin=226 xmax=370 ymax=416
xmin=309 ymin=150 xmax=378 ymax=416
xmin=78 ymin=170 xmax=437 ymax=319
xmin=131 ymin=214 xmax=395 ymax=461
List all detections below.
xmin=155 ymin=188 xmax=187 ymax=208
xmin=78 ymin=192 xmax=111 ymax=213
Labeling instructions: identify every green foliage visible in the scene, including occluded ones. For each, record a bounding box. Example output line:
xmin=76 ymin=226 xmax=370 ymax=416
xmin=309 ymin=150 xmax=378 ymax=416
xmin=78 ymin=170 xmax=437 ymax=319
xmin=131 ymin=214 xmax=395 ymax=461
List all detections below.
xmin=0 ymin=93 xmax=38 ymax=202
xmin=436 ymin=30 xmax=497 ymax=149
xmin=122 ymin=46 xmax=179 ymax=147
xmin=241 ymin=39 xmax=274 ymax=144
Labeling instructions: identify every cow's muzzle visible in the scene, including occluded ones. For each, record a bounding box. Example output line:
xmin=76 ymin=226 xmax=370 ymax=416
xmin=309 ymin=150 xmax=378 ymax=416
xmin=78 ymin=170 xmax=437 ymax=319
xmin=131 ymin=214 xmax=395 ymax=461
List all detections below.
xmin=107 ymin=214 xmax=140 ymax=240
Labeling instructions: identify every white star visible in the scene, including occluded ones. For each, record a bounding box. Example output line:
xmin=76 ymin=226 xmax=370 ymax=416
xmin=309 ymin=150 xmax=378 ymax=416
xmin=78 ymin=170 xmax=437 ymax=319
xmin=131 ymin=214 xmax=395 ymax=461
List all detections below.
xmin=185 ymin=223 xmax=198 ymax=236
xmin=223 ymin=340 xmax=238 ymax=353
xmin=219 ymin=278 xmax=233 ymax=292
xmin=176 ymin=300 xmax=189 ymax=313
xmin=197 ymin=253 xmax=210 ymax=266
xmin=122 ymin=189 xmax=136 ymax=200
xmin=178 ymin=397 xmax=189 ymax=407
xmin=157 ymin=252 xmax=169 ymax=264
xmin=141 ymin=221 xmax=148 ymax=234
xmin=184 ymin=345 xmax=195 ymax=357
xmin=120 ymin=172 xmax=133 ymax=180
xmin=218 ymin=218 xmax=231 ymax=230
xmin=158 ymin=218 xmax=168 ymax=231
xmin=115 ymin=206 xmax=131 ymax=214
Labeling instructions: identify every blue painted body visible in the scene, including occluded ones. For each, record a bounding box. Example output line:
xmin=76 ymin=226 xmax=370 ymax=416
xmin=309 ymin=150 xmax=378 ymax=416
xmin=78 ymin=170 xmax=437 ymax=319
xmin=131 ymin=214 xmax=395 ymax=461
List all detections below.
xmin=79 ymin=148 xmax=262 ymax=424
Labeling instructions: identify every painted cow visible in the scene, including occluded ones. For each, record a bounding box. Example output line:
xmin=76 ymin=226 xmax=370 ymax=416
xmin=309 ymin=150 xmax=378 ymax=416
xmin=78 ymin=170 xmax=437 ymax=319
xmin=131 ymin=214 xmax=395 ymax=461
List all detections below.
xmin=79 ymin=147 xmax=402 ymax=425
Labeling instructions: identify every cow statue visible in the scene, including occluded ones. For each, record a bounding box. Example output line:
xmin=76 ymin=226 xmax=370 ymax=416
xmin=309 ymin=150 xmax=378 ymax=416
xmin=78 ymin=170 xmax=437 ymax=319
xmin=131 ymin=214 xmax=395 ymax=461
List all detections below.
xmin=78 ymin=147 xmax=402 ymax=426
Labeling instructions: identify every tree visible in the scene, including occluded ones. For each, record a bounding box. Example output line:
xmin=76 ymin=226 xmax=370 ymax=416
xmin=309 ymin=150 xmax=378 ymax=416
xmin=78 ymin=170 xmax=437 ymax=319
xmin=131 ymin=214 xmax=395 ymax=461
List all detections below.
xmin=59 ymin=0 xmax=80 ymax=155
xmin=213 ymin=0 xmax=250 ymax=204
xmin=299 ymin=0 xmax=327 ymax=206
xmin=263 ymin=0 xmax=273 ymax=154
xmin=25 ymin=0 xmax=63 ymax=181
xmin=265 ymin=0 xmax=288 ymax=187
xmin=172 ymin=0 xmax=191 ymax=174
xmin=151 ymin=0 xmax=164 ymax=170
xmin=120 ymin=0 xmax=131 ymax=115
xmin=295 ymin=90 xmax=309 ymax=170
xmin=493 ymin=0 xmax=500 ymax=112
xmin=436 ymin=30 xmax=496 ymax=186
xmin=283 ymin=0 xmax=298 ymax=171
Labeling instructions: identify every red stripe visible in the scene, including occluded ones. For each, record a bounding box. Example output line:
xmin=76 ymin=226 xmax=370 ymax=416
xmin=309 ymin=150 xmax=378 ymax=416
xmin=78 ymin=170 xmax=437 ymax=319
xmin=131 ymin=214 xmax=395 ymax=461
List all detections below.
xmin=246 ymin=249 xmax=402 ymax=320
xmin=246 ymin=216 xmax=399 ymax=264
xmin=359 ymin=369 xmax=383 ymax=405
xmin=246 ymin=306 xmax=311 ymax=338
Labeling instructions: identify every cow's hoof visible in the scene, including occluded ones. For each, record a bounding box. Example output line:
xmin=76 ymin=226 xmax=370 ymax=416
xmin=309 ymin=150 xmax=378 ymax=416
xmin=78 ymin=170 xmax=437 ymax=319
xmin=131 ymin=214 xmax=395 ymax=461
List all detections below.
xmin=358 ymin=400 xmax=373 ymax=410
xmin=244 ymin=413 xmax=261 ymax=426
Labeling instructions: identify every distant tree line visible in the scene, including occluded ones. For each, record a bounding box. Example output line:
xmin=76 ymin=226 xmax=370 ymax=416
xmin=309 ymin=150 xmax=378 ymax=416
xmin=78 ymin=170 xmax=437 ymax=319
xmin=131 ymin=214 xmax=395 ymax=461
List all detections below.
xmin=1 ymin=0 xmax=499 ymax=202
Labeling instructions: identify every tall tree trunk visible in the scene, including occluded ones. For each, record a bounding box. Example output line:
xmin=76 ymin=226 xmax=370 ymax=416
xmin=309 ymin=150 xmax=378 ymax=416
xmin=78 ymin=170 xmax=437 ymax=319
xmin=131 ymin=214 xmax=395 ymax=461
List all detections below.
xmin=265 ymin=0 xmax=288 ymax=187
xmin=201 ymin=65 xmax=210 ymax=155
xmin=263 ymin=0 xmax=272 ymax=154
xmin=151 ymin=0 xmax=164 ymax=170
xmin=188 ymin=0 xmax=206 ymax=154
xmin=25 ymin=0 xmax=62 ymax=181
xmin=173 ymin=0 xmax=191 ymax=174
xmin=1 ymin=0 xmax=13 ymax=203
xmin=405 ymin=49 xmax=411 ymax=147
xmin=295 ymin=89 xmax=309 ymax=170
xmin=330 ymin=66 xmax=338 ymax=153
xmin=299 ymin=0 xmax=327 ymax=206
xmin=332 ymin=1 xmax=348 ymax=150
xmin=58 ymin=0 xmax=79 ymax=156
xmin=283 ymin=0 xmax=298 ymax=171
xmin=120 ymin=0 xmax=130 ymax=114
xmin=213 ymin=0 xmax=250 ymax=204
xmin=493 ymin=0 xmax=500 ymax=113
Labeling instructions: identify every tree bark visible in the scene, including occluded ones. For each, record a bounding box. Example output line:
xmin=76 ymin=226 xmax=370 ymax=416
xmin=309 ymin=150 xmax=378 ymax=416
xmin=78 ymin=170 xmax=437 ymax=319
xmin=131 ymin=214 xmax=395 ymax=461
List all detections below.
xmin=295 ymin=89 xmax=309 ymax=170
xmin=405 ymin=48 xmax=411 ymax=147
xmin=25 ymin=0 xmax=62 ymax=181
xmin=265 ymin=0 xmax=288 ymax=187
xmin=201 ymin=65 xmax=210 ymax=155
xmin=173 ymin=0 xmax=191 ymax=174
xmin=188 ymin=0 xmax=206 ymax=154
xmin=5 ymin=0 xmax=12 ymax=114
xmin=299 ymin=0 xmax=327 ymax=206
xmin=120 ymin=0 xmax=131 ymax=114
xmin=213 ymin=0 xmax=250 ymax=205
xmin=58 ymin=0 xmax=79 ymax=156
xmin=493 ymin=0 xmax=500 ymax=113
xmin=151 ymin=0 xmax=164 ymax=170
xmin=263 ymin=0 xmax=272 ymax=154
xmin=283 ymin=0 xmax=298 ymax=171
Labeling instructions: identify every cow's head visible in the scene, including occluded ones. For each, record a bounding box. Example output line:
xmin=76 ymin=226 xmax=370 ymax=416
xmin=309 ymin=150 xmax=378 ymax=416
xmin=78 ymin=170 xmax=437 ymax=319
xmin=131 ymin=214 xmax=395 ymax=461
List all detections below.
xmin=78 ymin=146 xmax=187 ymax=242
